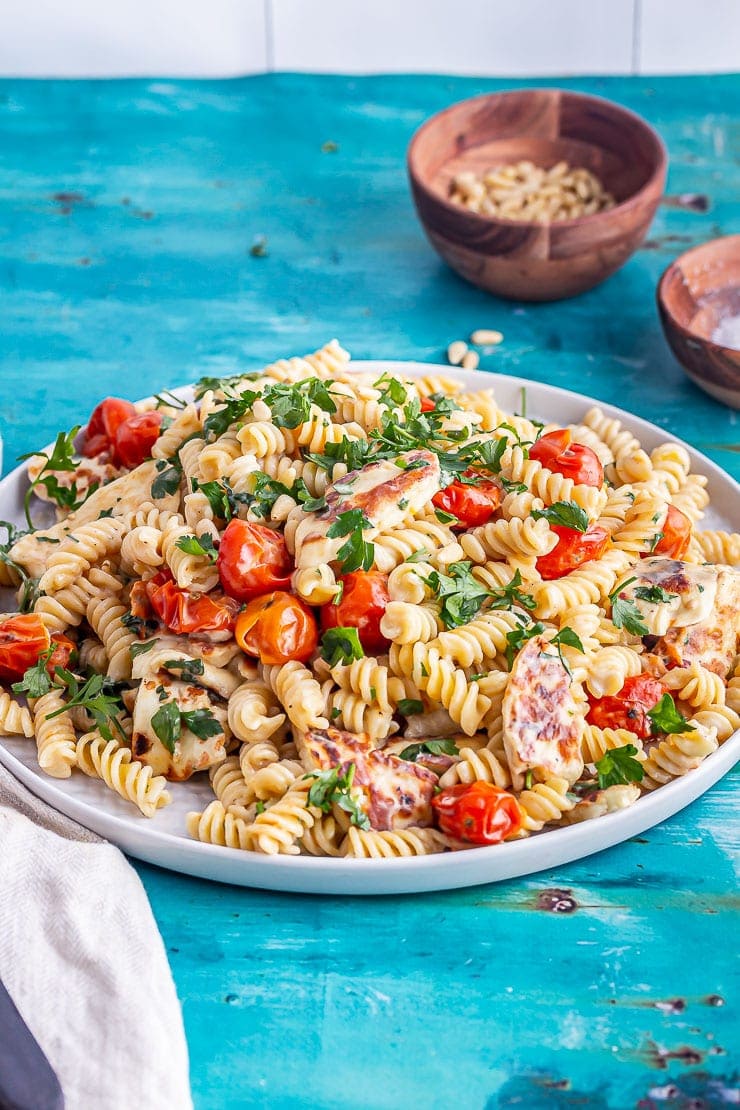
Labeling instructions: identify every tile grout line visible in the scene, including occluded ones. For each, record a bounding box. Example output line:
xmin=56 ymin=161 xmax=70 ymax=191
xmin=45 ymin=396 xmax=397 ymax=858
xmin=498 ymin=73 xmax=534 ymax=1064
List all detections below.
xmin=632 ymin=0 xmax=643 ymax=75
xmin=264 ymin=0 xmax=275 ymax=72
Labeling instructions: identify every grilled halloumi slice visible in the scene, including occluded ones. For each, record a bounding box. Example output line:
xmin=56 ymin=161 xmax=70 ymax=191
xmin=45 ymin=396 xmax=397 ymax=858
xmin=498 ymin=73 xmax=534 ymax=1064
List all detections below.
xmin=503 ymin=634 xmax=584 ymax=790
xmin=614 ymin=557 xmax=740 ymax=676
xmin=294 ymin=449 xmax=442 ymax=568
xmin=302 ymin=726 xmax=436 ymax=830
xmin=132 ymin=674 xmax=229 ymax=780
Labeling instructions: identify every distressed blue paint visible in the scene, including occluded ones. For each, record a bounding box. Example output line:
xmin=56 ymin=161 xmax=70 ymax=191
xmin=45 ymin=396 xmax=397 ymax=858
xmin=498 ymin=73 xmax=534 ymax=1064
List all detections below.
xmin=0 ymin=74 xmax=738 ymax=1109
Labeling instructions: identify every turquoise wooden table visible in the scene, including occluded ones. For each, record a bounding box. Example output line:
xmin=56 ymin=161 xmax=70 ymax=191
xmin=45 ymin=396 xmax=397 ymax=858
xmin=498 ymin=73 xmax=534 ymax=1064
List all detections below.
xmin=1 ymin=73 xmax=738 ymax=1108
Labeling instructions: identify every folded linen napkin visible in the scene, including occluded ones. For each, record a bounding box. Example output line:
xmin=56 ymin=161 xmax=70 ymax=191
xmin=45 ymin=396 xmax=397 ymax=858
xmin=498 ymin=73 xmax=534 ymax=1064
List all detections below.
xmin=0 ymin=764 xmax=192 ymax=1110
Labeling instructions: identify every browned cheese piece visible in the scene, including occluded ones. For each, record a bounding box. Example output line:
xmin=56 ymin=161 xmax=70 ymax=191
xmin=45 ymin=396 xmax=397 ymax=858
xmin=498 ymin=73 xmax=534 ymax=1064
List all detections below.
xmin=303 ymin=725 xmax=436 ymax=830
xmin=502 ymin=634 xmax=584 ymax=790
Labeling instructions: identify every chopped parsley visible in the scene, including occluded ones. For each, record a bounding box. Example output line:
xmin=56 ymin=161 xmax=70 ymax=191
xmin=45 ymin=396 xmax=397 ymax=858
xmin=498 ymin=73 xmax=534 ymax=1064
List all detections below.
xmin=487 ymin=569 xmax=537 ymax=613
xmin=372 ymin=372 xmax=408 ymax=408
xmin=151 ymin=460 xmax=182 ymax=499
xmin=398 ymin=738 xmax=459 ymax=762
xmin=609 ymin=578 xmax=650 ymax=637
xmin=647 ymin=694 xmax=696 ymax=736
xmin=163 ymin=657 xmax=206 ymax=682
xmin=633 ymin=585 xmax=677 ymax=605
xmin=47 ymin=669 xmax=127 ymax=743
xmin=19 ymin=426 xmax=88 ymax=527
xmin=151 ymin=701 xmax=222 ymax=753
xmin=327 ymin=509 xmax=374 ymax=573
xmin=531 ymin=500 xmax=589 ymax=533
xmin=12 ymin=649 xmax=54 ymax=699
xmin=175 ymin=533 xmax=218 ymax=562
xmin=397 ymin=698 xmax=424 ymax=716
xmin=424 ymin=560 xmax=490 ymax=629
xmin=505 ymin=619 xmax=545 ymax=669
xmin=594 ymin=744 xmax=644 ymax=789
xmin=320 ymin=627 xmax=364 ymax=668
xmin=129 ymin=639 xmax=157 ymax=660
xmin=304 ymin=763 xmax=370 ymax=829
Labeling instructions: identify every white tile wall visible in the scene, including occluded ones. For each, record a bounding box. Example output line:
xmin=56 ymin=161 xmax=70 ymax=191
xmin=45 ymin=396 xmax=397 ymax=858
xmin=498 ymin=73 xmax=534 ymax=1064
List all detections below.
xmin=0 ymin=0 xmax=267 ymax=77
xmin=638 ymin=0 xmax=740 ymax=74
xmin=0 ymin=0 xmax=737 ymax=77
xmin=269 ymin=0 xmax=636 ymax=76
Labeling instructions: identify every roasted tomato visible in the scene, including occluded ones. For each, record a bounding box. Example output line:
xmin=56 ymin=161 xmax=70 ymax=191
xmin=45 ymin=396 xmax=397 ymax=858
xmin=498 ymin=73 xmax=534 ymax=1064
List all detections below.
xmin=321 ymin=571 xmax=390 ymax=653
xmin=587 ymin=674 xmax=668 ymax=740
xmin=529 ymin=429 xmax=604 ymax=488
xmin=218 ymin=519 xmax=292 ymax=602
xmin=0 ymin=615 xmax=51 ymax=682
xmin=419 ymin=396 xmax=436 ymax=413
xmin=647 ymin=504 xmax=692 ymax=560
xmin=82 ymin=397 xmax=137 ymax=458
xmin=48 ymin=632 xmax=77 ymax=675
xmin=432 ymin=471 xmax=502 ymax=529
xmin=145 ymin=572 xmax=240 ymax=636
xmin=536 ymin=523 xmax=610 ymax=580
xmin=432 ymin=781 xmax=523 ymax=845
xmin=113 ymin=411 xmax=163 ymax=469
xmin=236 ymin=591 xmax=318 ymax=665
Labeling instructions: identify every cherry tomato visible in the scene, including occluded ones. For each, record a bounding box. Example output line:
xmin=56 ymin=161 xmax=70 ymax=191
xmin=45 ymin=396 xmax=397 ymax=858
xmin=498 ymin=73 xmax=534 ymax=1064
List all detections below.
xmin=0 ymin=615 xmax=50 ymax=682
xmin=218 ymin=519 xmax=292 ymax=602
xmin=536 ymin=523 xmax=610 ymax=580
xmin=587 ymin=674 xmax=667 ymax=740
xmin=145 ymin=572 xmax=240 ymax=636
xmin=419 ymin=397 xmax=436 ymax=413
xmin=647 ymin=504 xmax=692 ymax=560
xmin=529 ymin=429 xmax=604 ymax=488
xmin=432 ymin=781 xmax=523 ymax=845
xmin=321 ymin=571 xmax=390 ymax=653
xmin=432 ymin=471 xmax=502 ymax=529
xmin=113 ymin=411 xmax=163 ymax=469
xmin=82 ymin=397 xmax=137 ymax=458
xmin=236 ymin=591 xmax=318 ymax=665
xmin=48 ymin=632 xmax=77 ymax=675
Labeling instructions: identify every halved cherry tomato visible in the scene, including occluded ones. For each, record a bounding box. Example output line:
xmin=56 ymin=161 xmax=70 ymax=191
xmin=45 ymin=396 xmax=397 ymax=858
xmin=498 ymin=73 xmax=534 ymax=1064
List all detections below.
xmin=48 ymin=632 xmax=77 ymax=675
xmin=145 ymin=572 xmax=240 ymax=636
xmin=432 ymin=470 xmax=502 ymax=529
xmin=321 ymin=571 xmax=390 ymax=652
xmin=113 ymin=411 xmax=163 ymax=469
xmin=420 ymin=397 xmax=436 ymax=413
xmin=587 ymin=674 xmax=667 ymax=740
xmin=236 ymin=591 xmax=318 ymax=665
xmin=432 ymin=781 xmax=523 ymax=845
xmin=529 ymin=429 xmax=603 ymax=488
xmin=647 ymin=504 xmax=692 ymax=560
xmin=536 ymin=523 xmax=610 ymax=580
xmin=82 ymin=397 xmax=137 ymax=458
xmin=0 ymin=615 xmax=50 ymax=682
xmin=218 ymin=519 xmax=292 ymax=602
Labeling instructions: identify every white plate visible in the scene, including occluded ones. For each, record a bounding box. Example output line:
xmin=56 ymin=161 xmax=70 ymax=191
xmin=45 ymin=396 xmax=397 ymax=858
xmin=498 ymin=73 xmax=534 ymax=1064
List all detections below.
xmin=1 ymin=362 xmax=738 ymax=895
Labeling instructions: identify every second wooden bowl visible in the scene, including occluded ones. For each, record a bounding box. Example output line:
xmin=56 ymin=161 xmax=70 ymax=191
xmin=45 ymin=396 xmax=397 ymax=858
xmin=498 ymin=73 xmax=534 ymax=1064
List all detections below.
xmin=407 ymin=89 xmax=667 ymax=302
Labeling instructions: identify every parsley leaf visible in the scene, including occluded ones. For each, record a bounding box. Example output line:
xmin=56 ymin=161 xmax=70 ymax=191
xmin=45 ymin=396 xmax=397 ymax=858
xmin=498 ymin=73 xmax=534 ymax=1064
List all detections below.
xmin=151 ymin=701 xmax=181 ymax=753
xmin=505 ymin=619 xmax=545 ymax=669
xmin=20 ymin=426 xmax=86 ymax=527
xmin=647 ymin=694 xmax=696 ymax=736
xmin=320 ymin=627 xmax=364 ymax=668
xmin=151 ymin=462 xmax=182 ymax=499
xmin=192 ymin=478 xmax=236 ymax=521
xmin=424 ymin=561 xmax=490 ymax=629
xmin=304 ymin=763 xmax=370 ymax=829
xmin=175 ymin=533 xmax=218 ymax=561
xmin=193 ymin=371 xmax=262 ymax=400
xmin=129 ymin=639 xmax=157 ymax=660
xmin=531 ymin=500 xmax=589 ymax=533
xmin=373 ymin=372 xmax=408 ymax=408
xmin=47 ymin=671 xmax=127 ymax=743
xmin=594 ymin=744 xmax=645 ymax=789
xmin=181 ymin=708 xmax=223 ymax=740
xmin=304 ymin=436 xmax=374 ymax=474
xmin=609 ymin=578 xmax=650 ymax=637
xmin=487 ymin=569 xmax=537 ymax=612
xmin=648 ymin=531 xmax=665 ymax=553
xmin=163 ymin=657 xmax=206 ymax=682
xmin=12 ymin=649 xmax=54 ymax=699
xmin=327 ymin=509 xmax=374 ymax=573
xmin=633 ymin=585 xmax=677 ymax=605
xmin=397 ymin=698 xmax=424 ymax=716
xmin=261 ymin=379 xmax=337 ymax=429
xmin=398 ymin=738 xmax=459 ymax=761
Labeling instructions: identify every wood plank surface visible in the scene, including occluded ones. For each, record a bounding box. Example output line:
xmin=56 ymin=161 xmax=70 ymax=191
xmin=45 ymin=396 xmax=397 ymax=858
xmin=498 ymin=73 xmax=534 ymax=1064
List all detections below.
xmin=0 ymin=73 xmax=737 ymax=1109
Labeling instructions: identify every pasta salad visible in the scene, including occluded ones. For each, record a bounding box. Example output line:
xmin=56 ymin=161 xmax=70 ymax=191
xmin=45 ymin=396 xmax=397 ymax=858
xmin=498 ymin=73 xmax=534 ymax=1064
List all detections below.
xmin=1 ymin=340 xmax=739 ymax=860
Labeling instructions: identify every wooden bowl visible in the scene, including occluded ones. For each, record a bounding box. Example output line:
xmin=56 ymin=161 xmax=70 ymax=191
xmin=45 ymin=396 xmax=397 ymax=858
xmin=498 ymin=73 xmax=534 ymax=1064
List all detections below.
xmin=657 ymin=235 xmax=740 ymax=409
xmin=407 ymin=89 xmax=667 ymax=302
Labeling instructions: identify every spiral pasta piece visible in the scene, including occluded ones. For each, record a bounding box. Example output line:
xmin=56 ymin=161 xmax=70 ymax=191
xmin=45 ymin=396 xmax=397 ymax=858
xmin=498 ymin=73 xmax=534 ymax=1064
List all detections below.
xmin=299 ymin=813 xmax=347 ymax=856
xmin=535 ymin=549 xmax=632 ymax=619
xmin=77 ymin=731 xmax=171 ymax=817
xmin=379 ymin=601 xmax=440 ymax=644
xmin=293 ymin=564 xmax=339 ymax=606
xmin=210 ymin=756 xmax=252 ymax=811
xmin=152 ymin=403 xmax=201 ymax=460
xmin=263 ymin=662 xmax=328 ymax=733
xmin=461 ymin=517 xmax=556 ymax=564
xmin=39 ymin=517 xmax=125 ymax=593
xmin=32 ymin=689 xmax=77 ymax=778
xmin=244 ymin=781 xmax=315 ymax=855
xmin=322 ymin=682 xmax=395 ymax=742
xmin=581 ymin=724 xmax=642 ymax=764
xmin=662 ymin=663 xmax=727 ymax=709
xmin=437 ymin=746 xmax=511 ymax=789
xmin=0 ymin=692 xmax=34 ymax=737
xmin=424 ymin=610 xmax=524 ymax=668
xmin=228 ymin=681 xmax=287 ymax=745
xmin=516 ymin=777 xmax=575 ymax=831
xmin=372 ymin=519 xmax=456 ymax=572
xmin=585 ymin=646 xmax=644 ymax=698
xmin=341 ymin=826 xmax=451 ymax=858
xmin=640 ymin=722 xmax=718 ymax=790
xmin=693 ymin=529 xmax=740 ymax=566
xmin=86 ymin=594 xmax=137 ymax=681
xmin=187 ymin=800 xmax=254 ymax=850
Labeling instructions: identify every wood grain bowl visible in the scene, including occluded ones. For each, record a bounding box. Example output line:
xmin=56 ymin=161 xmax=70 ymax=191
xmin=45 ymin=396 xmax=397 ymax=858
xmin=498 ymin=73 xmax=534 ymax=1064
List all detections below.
xmin=407 ymin=88 xmax=667 ymax=302
xmin=657 ymin=235 xmax=740 ymax=409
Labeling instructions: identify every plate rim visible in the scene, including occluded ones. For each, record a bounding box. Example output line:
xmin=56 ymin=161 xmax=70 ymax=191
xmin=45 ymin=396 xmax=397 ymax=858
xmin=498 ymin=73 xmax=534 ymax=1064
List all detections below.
xmin=1 ymin=360 xmax=738 ymax=894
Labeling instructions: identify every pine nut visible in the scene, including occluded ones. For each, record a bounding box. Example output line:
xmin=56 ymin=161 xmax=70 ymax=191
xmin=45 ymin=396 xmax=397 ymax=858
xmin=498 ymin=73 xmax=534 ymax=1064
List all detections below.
xmin=447 ymin=340 xmax=468 ymax=366
xmin=461 ymin=350 xmax=480 ymax=370
xmin=449 ymin=159 xmax=615 ymax=224
xmin=470 ymin=329 xmax=503 ymax=347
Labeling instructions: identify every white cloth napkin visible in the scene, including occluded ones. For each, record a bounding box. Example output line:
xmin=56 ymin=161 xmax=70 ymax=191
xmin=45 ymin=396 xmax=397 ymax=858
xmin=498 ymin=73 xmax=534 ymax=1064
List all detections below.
xmin=0 ymin=764 xmax=192 ymax=1110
